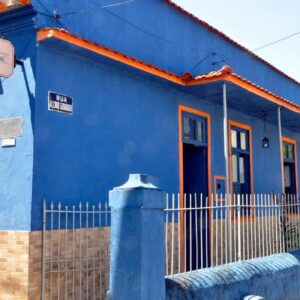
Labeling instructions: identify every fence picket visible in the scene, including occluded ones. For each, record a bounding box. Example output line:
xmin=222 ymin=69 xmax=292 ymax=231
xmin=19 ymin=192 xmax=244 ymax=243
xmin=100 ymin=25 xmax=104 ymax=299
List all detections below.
xmin=42 ymin=200 xmax=111 ymax=300
xmin=164 ymin=193 xmax=300 ymax=276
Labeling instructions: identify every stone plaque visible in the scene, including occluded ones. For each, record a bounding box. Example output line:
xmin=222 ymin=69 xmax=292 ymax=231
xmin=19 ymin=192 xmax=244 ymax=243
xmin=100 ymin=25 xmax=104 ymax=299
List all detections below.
xmin=0 ymin=117 xmax=22 ymax=138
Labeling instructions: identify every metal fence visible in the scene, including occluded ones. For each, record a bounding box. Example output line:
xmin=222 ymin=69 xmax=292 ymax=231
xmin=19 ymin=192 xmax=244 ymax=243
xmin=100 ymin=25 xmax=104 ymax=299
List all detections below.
xmin=42 ymin=200 xmax=111 ymax=300
xmin=165 ymin=193 xmax=300 ymax=276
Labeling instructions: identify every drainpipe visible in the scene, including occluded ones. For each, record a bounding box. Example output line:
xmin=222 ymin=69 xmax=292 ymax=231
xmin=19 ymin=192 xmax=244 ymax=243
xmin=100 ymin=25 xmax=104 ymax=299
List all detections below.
xmin=223 ymin=82 xmax=232 ymax=262
xmin=278 ymin=107 xmax=284 ymax=193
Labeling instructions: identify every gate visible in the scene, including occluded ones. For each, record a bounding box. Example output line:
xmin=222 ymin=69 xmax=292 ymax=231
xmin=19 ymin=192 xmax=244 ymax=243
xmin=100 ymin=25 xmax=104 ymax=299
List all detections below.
xmin=42 ymin=200 xmax=111 ymax=300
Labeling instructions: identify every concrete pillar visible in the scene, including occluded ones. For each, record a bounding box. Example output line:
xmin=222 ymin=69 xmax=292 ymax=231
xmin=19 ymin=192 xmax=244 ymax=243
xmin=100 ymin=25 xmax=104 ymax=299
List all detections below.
xmin=108 ymin=174 xmax=166 ymax=300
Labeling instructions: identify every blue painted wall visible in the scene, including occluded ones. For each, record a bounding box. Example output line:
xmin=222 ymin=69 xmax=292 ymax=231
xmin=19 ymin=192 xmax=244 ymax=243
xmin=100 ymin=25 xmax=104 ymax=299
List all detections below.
xmin=30 ymin=0 xmax=300 ymax=103
xmin=1 ymin=1 xmax=300 ymax=231
xmin=166 ymin=251 xmax=300 ymax=300
xmin=31 ymin=41 xmax=297 ymax=229
xmin=0 ymin=7 xmax=36 ymax=230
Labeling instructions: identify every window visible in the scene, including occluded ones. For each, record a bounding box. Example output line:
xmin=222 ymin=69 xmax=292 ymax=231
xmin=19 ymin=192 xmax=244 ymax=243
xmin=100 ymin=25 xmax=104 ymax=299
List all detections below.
xmin=182 ymin=112 xmax=207 ymax=145
xmin=229 ymin=123 xmax=252 ymax=217
xmin=230 ymin=126 xmax=250 ymax=194
xmin=195 ymin=120 xmax=203 ymax=142
xmin=282 ymin=139 xmax=297 ymax=198
xmin=239 ymin=156 xmax=245 ymax=184
xmin=240 ymin=132 xmax=247 ymax=150
xmin=183 ymin=117 xmax=191 ymax=139
xmin=284 ymin=165 xmax=291 ymax=188
xmin=231 ymin=128 xmax=248 ymax=151
xmin=231 ymin=130 xmax=237 ymax=148
xmin=232 ymin=155 xmax=238 ymax=183
xmin=283 ymin=143 xmax=294 ymax=161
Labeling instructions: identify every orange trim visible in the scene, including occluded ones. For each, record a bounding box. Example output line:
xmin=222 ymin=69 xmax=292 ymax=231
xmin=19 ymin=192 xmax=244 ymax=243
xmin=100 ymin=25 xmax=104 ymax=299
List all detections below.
xmin=37 ymin=28 xmax=184 ymax=86
xmin=214 ymin=176 xmax=226 ymax=202
xmin=191 ymin=72 xmax=300 ymax=113
xmin=0 ymin=4 xmax=6 ymax=12
xmin=188 ymin=73 xmax=228 ymax=86
xmin=227 ymin=74 xmax=300 ymax=114
xmin=37 ymin=28 xmax=300 ymax=116
xmin=0 ymin=0 xmax=30 ymax=12
xmin=228 ymin=120 xmax=254 ymax=219
xmin=178 ymin=105 xmax=212 ymax=199
xmin=178 ymin=105 xmax=212 ymax=269
xmin=282 ymin=136 xmax=298 ymax=196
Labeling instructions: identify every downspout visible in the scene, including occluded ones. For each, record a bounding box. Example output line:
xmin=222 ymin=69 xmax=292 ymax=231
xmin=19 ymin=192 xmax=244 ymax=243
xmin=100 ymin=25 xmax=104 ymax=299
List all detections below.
xmin=223 ymin=82 xmax=232 ymax=262
xmin=278 ymin=107 xmax=284 ymax=193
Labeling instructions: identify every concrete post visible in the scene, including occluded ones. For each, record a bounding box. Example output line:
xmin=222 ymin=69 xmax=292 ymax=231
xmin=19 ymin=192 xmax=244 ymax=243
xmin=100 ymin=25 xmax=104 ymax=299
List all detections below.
xmin=108 ymin=174 xmax=166 ymax=300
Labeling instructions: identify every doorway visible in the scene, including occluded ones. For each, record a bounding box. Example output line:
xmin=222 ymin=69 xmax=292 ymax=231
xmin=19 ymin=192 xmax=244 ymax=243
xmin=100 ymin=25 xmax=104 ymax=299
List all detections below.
xmin=179 ymin=107 xmax=211 ymax=270
xmin=282 ymin=138 xmax=298 ymax=213
xmin=229 ymin=122 xmax=253 ymax=217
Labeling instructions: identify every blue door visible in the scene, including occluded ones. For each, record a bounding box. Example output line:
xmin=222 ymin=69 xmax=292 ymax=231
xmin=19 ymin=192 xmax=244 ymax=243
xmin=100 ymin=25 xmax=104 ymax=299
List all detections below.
xmin=282 ymin=140 xmax=298 ymax=214
xmin=182 ymin=112 xmax=210 ymax=269
xmin=230 ymin=126 xmax=251 ymax=216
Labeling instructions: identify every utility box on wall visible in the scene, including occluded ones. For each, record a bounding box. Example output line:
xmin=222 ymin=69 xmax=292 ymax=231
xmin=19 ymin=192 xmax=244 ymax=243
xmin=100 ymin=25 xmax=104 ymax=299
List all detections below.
xmin=214 ymin=176 xmax=225 ymax=200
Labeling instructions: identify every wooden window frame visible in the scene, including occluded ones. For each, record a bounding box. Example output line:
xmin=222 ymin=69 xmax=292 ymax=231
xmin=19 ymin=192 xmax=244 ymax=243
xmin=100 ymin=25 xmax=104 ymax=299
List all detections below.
xmin=228 ymin=120 xmax=254 ymax=220
xmin=282 ymin=136 xmax=298 ymax=197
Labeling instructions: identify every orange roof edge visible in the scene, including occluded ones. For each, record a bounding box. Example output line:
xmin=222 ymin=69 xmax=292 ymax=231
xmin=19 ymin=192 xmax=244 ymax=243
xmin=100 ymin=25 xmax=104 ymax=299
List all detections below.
xmin=37 ymin=28 xmax=185 ymax=86
xmin=37 ymin=28 xmax=300 ymax=114
xmin=0 ymin=0 xmax=30 ymax=13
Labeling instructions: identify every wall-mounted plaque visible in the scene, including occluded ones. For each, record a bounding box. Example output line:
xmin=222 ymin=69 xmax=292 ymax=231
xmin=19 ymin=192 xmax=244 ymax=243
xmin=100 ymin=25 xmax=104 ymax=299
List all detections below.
xmin=0 ymin=117 xmax=22 ymax=138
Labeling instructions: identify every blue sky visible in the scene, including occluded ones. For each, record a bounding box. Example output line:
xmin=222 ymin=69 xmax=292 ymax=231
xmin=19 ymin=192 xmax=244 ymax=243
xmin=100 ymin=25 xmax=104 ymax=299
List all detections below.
xmin=173 ymin=0 xmax=300 ymax=81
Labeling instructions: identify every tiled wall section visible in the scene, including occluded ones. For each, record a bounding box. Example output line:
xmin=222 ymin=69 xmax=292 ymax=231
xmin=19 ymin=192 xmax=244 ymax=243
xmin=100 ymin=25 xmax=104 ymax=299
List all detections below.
xmin=41 ymin=228 xmax=110 ymax=300
xmin=28 ymin=231 xmax=43 ymax=300
xmin=0 ymin=231 xmax=30 ymax=300
xmin=0 ymin=228 xmax=111 ymax=300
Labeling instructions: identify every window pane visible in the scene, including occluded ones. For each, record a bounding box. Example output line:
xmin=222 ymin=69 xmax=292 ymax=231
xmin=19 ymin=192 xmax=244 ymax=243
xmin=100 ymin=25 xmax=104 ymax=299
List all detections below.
xmin=283 ymin=144 xmax=287 ymax=160
xmin=183 ymin=117 xmax=191 ymax=139
xmin=195 ymin=120 xmax=203 ymax=141
xmin=231 ymin=130 xmax=237 ymax=148
xmin=240 ymin=132 xmax=247 ymax=150
xmin=232 ymin=155 xmax=238 ymax=183
xmin=239 ymin=156 xmax=245 ymax=184
xmin=288 ymin=144 xmax=294 ymax=160
xmin=284 ymin=165 xmax=291 ymax=187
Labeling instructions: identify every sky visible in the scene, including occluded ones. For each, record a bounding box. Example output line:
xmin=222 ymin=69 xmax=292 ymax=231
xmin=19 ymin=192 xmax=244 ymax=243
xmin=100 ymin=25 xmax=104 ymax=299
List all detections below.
xmin=173 ymin=0 xmax=300 ymax=82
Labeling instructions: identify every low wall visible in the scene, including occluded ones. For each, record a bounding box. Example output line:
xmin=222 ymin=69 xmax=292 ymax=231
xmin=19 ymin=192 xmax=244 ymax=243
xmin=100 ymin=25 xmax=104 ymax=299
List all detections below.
xmin=40 ymin=227 xmax=110 ymax=300
xmin=166 ymin=251 xmax=300 ymax=300
xmin=0 ymin=228 xmax=110 ymax=300
xmin=0 ymin=231 xmax=30 ymax=300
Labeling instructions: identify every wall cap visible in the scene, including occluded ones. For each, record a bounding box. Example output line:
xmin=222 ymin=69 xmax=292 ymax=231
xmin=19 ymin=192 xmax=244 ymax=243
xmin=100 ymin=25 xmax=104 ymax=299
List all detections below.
xmin=113 ymin=174 xmax=160 ymax=191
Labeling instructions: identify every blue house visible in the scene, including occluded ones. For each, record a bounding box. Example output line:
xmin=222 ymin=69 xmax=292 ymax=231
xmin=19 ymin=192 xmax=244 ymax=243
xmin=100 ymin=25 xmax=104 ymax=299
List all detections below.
xmin=0 ymin=0 xmax=300 ymax=299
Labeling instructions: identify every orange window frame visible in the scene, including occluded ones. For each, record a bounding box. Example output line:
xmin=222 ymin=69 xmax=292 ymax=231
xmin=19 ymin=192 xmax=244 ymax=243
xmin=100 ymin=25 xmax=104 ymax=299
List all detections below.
xmin=282 ymin=136 xmax=299 ymax=197
xmin=178 ymin=105 xmax=212 ymax=206
xmin=228 ymin=120 xmax=254 ymax=219
xmin=178 ymin=105 xmax=212 ymax=268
